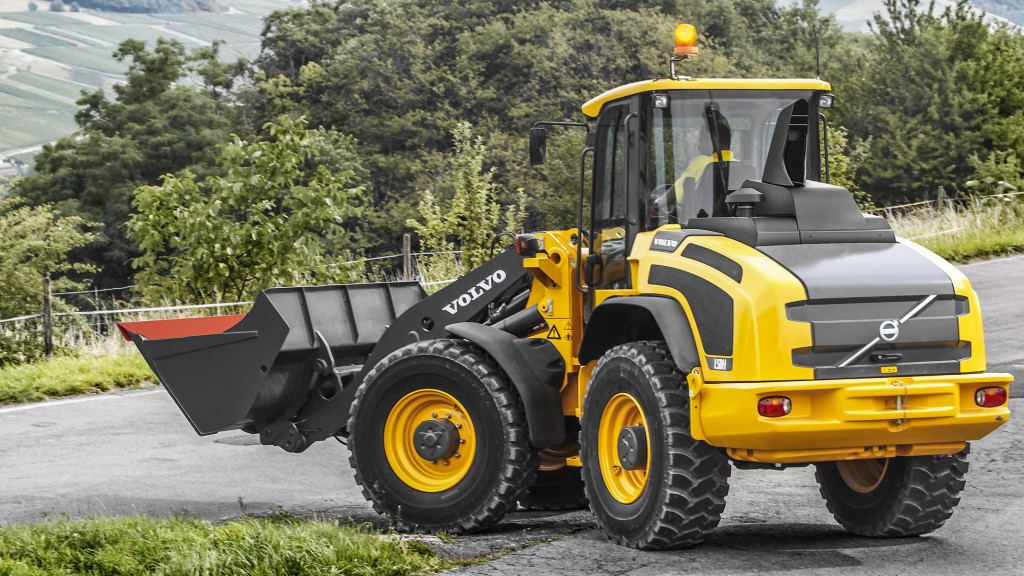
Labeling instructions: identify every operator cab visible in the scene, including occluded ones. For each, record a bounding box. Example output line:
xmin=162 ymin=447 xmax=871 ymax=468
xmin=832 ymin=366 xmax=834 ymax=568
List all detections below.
xmin=585 ymin=83 xmax=830 ymax=289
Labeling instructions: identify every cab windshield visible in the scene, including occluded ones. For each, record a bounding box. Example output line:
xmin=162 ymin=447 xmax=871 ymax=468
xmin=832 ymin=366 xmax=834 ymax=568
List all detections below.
xmin=646 ymin=90 xmax=816 ymax=227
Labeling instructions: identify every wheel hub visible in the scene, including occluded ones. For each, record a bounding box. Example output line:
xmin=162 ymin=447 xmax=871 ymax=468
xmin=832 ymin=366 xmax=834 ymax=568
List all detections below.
xmin=617 ymin=425 xmax=647 ymax=470
xmin=598 ymin=393 xmax=651 ymax=504
xmin=413 ymin=418 xmax=460 ymax=461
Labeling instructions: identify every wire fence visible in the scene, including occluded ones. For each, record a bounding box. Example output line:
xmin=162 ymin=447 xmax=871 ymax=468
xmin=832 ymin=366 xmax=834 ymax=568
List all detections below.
xmin=0 ymin=246 xmax=464 ymax=359
xmin=864 ymin=190 xmax=1024 ymax=213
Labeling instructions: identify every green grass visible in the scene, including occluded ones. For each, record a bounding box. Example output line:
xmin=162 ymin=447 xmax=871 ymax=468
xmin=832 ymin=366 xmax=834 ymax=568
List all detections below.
xmin=229 ymin=0 xmax=302 ymax=15
xmin=0 ymin=27 xmax=76 ymax=47
xmin=0 ymin=101 xmax=77 ymax=149
xmin=0 ymin=12 xmax=78 ymax=27
xmin=165 ymin=22 xmax=257 ymax=44
xmin=10 ymin=71 xmax=91 ymax=101
xmin=887 ymin=197 xmax=1024 ymax=262
xmin=59 ymin=23 xmax=201 ymax=47
xmin=24 ymin=45 xmax=128 ymax=74
xmin=0 ymin=81 xmax=77 ymax=108
xmin=160 ymin=12 xmax=264 ymax=34
xmin=0 ymin=515 xmax=455 ymax=576
xmin=0 ymin=353 xmax=155 ymax=406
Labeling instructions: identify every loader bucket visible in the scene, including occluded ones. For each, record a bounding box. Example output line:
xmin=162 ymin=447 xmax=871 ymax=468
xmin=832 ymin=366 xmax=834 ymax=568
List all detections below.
xmin=119 ymin=282 xmax=426 ymax=436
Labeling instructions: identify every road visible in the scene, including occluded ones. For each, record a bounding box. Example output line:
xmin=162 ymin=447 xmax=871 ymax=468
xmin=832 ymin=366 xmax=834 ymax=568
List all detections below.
xmin=960 ymin=254 xmax=1024 ymax=387
xmin=0 ymin=256 xmax=1022 ymax=574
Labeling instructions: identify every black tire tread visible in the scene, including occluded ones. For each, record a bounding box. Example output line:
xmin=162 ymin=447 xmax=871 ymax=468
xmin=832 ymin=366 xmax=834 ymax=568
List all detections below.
xmin=815 ymin=445 xmax=970 ymax=537
xmin=347 ymin=338 xmax=537 ymax=534
xmin=582 ymin=341 xmax=731 ymax=550
xmin=519 ymin=466 xmax=588 ymax=511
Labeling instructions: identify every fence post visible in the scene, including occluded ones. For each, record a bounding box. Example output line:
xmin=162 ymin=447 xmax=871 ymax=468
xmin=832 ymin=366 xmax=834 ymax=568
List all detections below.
xmin=43 ymin=274 xmax=53 ymax=359
xmin=402 ymin=234 xmax=412 ymax=281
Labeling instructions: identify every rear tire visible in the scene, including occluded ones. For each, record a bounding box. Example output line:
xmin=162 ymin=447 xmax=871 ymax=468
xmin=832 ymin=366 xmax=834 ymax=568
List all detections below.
xmin=580 ymin=341 xmax=731 ymax=550
xmin=347 ymin=339 xmax=537 ymax=533
xmin=814 ymin=445 xmax=970 ymax=537
xmin=520 ymin=466 xmax=588 ymax=511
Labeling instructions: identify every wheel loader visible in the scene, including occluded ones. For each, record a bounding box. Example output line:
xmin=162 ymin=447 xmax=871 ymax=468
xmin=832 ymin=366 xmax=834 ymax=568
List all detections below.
xmin=119 ymin=24 xmax=1012 ymax=550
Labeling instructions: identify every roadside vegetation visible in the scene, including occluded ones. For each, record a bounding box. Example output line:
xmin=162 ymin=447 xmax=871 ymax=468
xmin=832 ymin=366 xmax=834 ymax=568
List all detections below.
xmin=0 ymin=515 xmax=455 ymax=576
xmin=0 ymin=352 xmax=153 ymax=406
xmin=888 ymin=197 xmax=1024 ymax=262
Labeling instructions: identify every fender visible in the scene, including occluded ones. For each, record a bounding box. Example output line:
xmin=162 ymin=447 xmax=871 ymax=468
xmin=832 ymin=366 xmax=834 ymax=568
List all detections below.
xmin=446 ymin=322 xmax=566 ymax=448
xmin=578 ymin=296 xmax=700 ymax=370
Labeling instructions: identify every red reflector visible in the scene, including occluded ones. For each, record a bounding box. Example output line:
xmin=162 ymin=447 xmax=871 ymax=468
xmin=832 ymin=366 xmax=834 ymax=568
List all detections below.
xmin=975 ymin=387 xmax=1007 ymax=407
xmin=757 ymin=396 xmax=792 ymax=418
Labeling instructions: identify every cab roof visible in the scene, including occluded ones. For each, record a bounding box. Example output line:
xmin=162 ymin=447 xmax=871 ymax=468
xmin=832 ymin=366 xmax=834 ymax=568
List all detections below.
xmin=581 ymin=78 xmax=833 ymax=119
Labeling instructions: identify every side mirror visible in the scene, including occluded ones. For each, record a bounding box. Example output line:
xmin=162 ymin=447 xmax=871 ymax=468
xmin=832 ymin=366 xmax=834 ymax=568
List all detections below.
xmin=529 ymin=127 xmax=547 ymax=166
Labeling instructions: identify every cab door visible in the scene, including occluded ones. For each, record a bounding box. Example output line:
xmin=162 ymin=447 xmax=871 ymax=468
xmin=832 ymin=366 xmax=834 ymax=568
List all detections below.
xmin=588 ymin=97 xmax=641 ymax=292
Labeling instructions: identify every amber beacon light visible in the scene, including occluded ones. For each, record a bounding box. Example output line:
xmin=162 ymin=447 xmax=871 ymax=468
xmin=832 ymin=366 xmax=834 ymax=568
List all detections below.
xmin=674 ymin=24 xmax=698 ymax=56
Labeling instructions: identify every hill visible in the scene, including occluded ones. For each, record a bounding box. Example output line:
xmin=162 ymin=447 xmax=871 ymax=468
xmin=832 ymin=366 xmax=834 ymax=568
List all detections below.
xmin=815 ymin=0 xmax=1023 ymax=31
xmin=74 ymin=0 xmax=225 ymax=13
xmin=0 ymin=0 xmax=300 ymax=160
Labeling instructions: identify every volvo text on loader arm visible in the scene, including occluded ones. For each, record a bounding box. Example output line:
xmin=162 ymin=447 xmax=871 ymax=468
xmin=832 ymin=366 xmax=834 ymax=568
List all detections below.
xmin=119 ymin=25 xmax=1012 ymax=550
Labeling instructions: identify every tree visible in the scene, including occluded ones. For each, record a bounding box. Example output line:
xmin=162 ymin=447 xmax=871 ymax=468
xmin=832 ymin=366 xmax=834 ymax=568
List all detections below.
xmin=830 ymin=0 xmax=1019 ymax=204
xmin=28 ymin=2 xmax=37 ymax=11
xmin=408 ymin=122 xmax=525 ymax=277
xmin=129 ymin=116 xmax=366 ymax=304
xmin=49 ymin=0 xmax=65 ymax=11
xmin=14 ymin=38 xmax=241 ymax=288
xmin=0 ymin=199 xmax=96 ymax=365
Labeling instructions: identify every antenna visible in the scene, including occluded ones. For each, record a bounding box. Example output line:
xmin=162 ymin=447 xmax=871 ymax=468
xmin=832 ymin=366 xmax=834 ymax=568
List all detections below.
xmin=813 ymin=21 xmax=821 ymax=79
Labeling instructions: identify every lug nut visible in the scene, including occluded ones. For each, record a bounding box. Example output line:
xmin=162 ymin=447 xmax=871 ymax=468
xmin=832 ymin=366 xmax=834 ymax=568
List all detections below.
xmin=431 ymin=412 xmax=437 ymax=418
xmin=443 ymin=460 xmax=450 ymax=466
xmin=454 ymin=452 xmax=461 ymax=458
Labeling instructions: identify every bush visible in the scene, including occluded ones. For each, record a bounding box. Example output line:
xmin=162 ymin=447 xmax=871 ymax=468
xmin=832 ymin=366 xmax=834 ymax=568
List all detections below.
xmin=49 ymin=0 xmax=65 ymax=11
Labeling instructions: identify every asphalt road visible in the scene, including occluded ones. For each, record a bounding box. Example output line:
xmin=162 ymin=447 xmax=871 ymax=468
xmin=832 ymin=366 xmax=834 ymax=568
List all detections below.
xmin=0 ymin=255 xmax=1021 ymax=574
xmin=959 ymin=254 xmax=1024 ymax=387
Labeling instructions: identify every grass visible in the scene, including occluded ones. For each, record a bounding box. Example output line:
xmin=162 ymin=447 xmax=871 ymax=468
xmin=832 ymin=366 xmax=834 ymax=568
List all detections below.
xmin=25 ymin=45 xmax=129 ymax=75
xmin=887 ymin=196 xmax=1024 ymax=262
xmin=0 ymin=11 xmax=77 ymax=27
xmin=9 ymin=70 xmax=91 ymax=101
xmin=0 ymin=27 xmax=76 ymax=47
xmin=0 ymin=515 xmax=456 ymax=576
xmin=0 ymin=101 xmax=77 ymax=149
xmin=59 ymin=23 xmax=202 ymax=47
xmin=0 ymin=353 xmax=155 ymax=406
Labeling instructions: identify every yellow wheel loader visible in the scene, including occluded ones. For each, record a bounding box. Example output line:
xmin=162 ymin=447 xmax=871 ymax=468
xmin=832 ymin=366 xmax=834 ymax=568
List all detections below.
xmin=120 ymin=25 xmax=1011 ymax=550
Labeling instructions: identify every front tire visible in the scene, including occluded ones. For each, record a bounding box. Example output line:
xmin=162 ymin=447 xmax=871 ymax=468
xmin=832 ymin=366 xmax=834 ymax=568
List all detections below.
xmin=580 ymin=341 xmax=731 ymax=550
xmin=815 ymin=445 xmax=970 ymax=537
xmin=348 ymin=339 xmax=537 ymax=533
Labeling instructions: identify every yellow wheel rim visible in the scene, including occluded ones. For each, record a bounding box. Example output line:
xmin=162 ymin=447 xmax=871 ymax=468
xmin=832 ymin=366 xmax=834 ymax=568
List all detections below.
xmin=383 ymin=389 xmax=476 ymax=493
xmin=837 ymin=458 xmax=889 ymax=494
xmin=598 ymin=393 xmax=651 ymax=504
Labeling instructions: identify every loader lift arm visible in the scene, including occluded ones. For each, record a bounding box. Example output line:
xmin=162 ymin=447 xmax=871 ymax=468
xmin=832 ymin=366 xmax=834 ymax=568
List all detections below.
xmin=120 ymin=248 xmax=571 ymax=453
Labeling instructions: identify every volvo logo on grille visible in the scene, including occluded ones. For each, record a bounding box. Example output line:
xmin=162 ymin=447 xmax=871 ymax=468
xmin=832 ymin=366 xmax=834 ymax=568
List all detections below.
xmin=878 ymin=319 xmax=900 ymax=342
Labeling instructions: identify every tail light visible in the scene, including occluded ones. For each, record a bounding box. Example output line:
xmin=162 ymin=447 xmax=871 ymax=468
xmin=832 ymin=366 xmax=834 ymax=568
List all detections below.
xmin=975 ymin=387 xmax=1007 ymax=407
xmin=758 ymin=396 xmax=792 ymax=418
